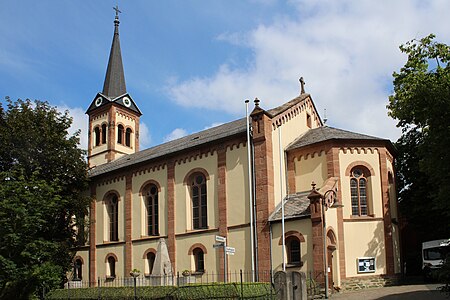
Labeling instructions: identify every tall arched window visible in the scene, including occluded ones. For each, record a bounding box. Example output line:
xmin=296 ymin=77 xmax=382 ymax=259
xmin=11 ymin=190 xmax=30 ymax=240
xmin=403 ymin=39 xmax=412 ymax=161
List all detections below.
xmin=107 ymin=195 xmax=119 ymax=241
xmin=147 ymin=252 xmax=155 ymax=275
xmin=286 ymin=236 xmax=301 ymax=265
xmin=73 ymin=259 xmax=83 ymax=280
xmin=193 ymin=248 xmax=205 ymax=273
xmin=125 ymin=128 xmax=132 ymax=147
xmin=144 ymin=184 xmax=159 ymax=236
xmin=101 ymin=123 xmax=107 ymax=144
xmin=117 ymin=124 xmax=124 ymax=144
xmin=190 ymin=173 xmax=207 ymax=229
xmin=94 ymin=126 xmax=101 ymax=146
xmin=350 ymin=168 xmax=368 ymax=216
xmin=107 ymin=256 xmax=116 ymax=278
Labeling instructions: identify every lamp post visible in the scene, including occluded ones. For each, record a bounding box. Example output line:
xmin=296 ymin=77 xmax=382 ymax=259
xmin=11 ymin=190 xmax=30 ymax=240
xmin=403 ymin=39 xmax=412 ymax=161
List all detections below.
xmin=130 ymin=269 xmax=140 ymax=300
xmin=322 ymin=189 xmax=342 ymax=299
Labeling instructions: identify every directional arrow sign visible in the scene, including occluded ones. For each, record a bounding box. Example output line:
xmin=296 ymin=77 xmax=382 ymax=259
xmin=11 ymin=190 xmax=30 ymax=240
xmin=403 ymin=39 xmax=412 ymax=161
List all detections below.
xmin=225 ymin=246 xmax=235 ymax=255
xmin=215 ymin=235 xmax=226 ymax=243
xmin=213 ymin=243 xmax=224 ymax=249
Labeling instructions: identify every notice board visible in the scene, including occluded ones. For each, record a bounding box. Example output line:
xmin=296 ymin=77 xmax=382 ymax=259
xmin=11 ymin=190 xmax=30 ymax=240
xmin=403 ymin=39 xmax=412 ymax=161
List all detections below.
xmin=357 ymin=257 xmax=376 ymax=273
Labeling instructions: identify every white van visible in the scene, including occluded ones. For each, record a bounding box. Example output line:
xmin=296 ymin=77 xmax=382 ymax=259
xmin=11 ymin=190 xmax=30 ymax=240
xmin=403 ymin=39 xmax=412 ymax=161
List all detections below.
xmin=422 ymin=238 xmax=450 ymax=279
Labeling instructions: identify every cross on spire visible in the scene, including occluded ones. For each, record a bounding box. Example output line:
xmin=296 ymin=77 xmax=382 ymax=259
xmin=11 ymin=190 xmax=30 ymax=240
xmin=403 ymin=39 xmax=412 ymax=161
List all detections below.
xmin=299 ymin=77 xmax=306 ymax=94
xmin=113 ymin=5 xmax=122 ymax=18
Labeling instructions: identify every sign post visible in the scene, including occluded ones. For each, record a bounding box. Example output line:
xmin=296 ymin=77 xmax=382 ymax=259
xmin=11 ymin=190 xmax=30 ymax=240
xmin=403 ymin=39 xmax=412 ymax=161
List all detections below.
xmin=214 ymin=236 xmax=238 ymax=283
xmin=215 ymin=236 xmax=227 ymax=283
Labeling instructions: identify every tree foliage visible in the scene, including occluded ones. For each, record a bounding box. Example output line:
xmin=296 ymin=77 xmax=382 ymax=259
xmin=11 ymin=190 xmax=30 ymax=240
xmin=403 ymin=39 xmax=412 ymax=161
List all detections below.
xmin=387 ymin=34 xmax=450 ymax=239
xmin=0 ymin=98 xmax=89 ymax=299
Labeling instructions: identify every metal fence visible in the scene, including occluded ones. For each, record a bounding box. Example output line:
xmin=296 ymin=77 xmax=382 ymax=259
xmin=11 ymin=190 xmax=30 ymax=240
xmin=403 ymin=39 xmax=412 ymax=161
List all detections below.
xmin=65 ymin=270 xmax=274 ymax=289
xmin=58 ymin=270 xmax=322 ymax=299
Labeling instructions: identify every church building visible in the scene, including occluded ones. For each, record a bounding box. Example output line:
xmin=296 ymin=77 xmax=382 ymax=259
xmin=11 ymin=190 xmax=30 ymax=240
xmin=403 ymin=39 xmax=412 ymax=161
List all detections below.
xmin=73 ymin=11 xmax=401 ymax=290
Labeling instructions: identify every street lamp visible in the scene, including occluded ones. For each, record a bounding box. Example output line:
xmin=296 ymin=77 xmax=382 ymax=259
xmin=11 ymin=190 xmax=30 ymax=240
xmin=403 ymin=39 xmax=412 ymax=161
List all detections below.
xmin=308 ymin=182 xmax=343 ymax=299
xmin=130 ymin=269 xmax=141 ymax=300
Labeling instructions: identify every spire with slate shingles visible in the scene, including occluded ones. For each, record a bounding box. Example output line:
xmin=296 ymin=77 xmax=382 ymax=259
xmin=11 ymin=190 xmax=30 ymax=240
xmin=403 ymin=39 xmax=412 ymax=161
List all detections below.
xmin=102 ymin=6 xmax=126 ymax=98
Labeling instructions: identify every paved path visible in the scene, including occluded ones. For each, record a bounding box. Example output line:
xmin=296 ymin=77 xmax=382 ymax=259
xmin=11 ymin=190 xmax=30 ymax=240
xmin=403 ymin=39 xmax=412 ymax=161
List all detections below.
xmin=330 ymin=284 xmax=448 ymax=300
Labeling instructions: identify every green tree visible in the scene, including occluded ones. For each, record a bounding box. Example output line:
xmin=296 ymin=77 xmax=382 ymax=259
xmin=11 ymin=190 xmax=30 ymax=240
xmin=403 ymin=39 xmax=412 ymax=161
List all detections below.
xmin=0 ymin=98 xmax=89 ymax=299
xmin=388 ymin=35 xmax=450 ymax=241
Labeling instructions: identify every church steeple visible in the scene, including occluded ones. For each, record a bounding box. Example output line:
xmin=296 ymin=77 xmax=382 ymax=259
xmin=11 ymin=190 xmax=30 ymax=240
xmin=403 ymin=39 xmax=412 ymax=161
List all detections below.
xmin=102 ymin=6 xmax=126 ymax=98
xmin=86 ymin=7 xmax=141 ymax=168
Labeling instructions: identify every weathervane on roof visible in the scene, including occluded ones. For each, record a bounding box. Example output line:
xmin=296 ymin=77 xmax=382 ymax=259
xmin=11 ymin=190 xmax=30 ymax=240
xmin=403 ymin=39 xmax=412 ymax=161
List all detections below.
xmin=323 ymin=108 xmax=328 ymax=126
xmin=299 ymin=77 xmax=306 ymax=94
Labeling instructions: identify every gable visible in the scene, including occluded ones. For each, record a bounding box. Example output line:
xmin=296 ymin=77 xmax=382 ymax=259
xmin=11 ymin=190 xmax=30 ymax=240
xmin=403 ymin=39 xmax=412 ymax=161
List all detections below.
xmin=86 ymin=93 xmax=142 ymax=115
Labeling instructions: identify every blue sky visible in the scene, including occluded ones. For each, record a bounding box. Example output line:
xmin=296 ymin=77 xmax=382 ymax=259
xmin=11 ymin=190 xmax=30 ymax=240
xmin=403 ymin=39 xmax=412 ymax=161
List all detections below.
xmin=1 ymin=0 xmax=449 ymax=150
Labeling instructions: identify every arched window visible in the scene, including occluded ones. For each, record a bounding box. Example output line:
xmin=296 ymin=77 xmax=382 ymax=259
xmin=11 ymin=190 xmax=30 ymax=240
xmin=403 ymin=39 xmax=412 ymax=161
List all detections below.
xmin=117 ymin=124 xmax=124 ymax=144
xmin=193 ymin=248 xmax=205 ymax=273
xmin=101 ymin=123 xmax=107 ymax=144
xmin=73 ymin=259 xmax=83 ymax=280
xmin=350 ymin=168 xmax=368 ymax=216
xmin=147 ymin=252 xmax=155 ymax=275
xmin=107 ymin=195 xmax=119 ymax=241
xmin=286 ymin=236 xmax=301 ymax=265
xmin=107 ymin=256 xmax=116 ymax=278
xmin=125 ymin=128 xmax=132 ymax=147
xmin=144 ymin=184 xmax=159 ymax=236
xmin=190 ymin=173 xmax=207 ymax=229
xmin=94 ymin=126 xmax=101 ymax=146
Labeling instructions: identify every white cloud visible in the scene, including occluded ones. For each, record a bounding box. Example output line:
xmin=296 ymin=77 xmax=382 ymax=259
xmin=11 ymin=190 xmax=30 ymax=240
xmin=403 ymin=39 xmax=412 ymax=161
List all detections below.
xmin=139 ymin=122 xmax=152 ymax=150
xmin=58 ymin=106 xmax=88 ymax=150
xmin=166 ymin=0 xmax=450 ymax=141
xmin=163 ymin=128 xmax=188 ymax=142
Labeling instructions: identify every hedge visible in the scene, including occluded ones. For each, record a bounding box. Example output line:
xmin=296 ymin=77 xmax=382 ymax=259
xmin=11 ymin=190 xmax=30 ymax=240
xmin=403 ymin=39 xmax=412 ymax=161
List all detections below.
xmin=46 ymin=282 xmax=276 ymax=300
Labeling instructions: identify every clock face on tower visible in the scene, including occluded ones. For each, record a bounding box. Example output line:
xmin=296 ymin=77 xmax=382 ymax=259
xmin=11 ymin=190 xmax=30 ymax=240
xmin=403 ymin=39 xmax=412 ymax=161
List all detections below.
xmin=95 ymin=97 xmax=103 ymax=107
xmin=123 ymin=97 xmax=131 ymax=107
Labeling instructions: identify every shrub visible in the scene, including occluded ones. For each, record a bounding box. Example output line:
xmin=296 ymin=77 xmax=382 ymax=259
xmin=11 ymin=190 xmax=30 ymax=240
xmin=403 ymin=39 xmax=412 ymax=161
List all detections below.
xmin=45 ymin=282 xmax=275 ymax=299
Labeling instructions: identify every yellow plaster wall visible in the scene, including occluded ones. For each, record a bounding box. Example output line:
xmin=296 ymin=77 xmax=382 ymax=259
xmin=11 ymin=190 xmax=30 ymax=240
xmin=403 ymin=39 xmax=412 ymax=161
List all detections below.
xmin=294 ymin=152 xmax=328 ymax=192
xmin=97 ymin=245 xmax=125 ymax=278
xmin=338 ymin=150 xmax=383 ymax=218
xmin=227 ymin=227 xmax=252 ymax=272
xmin=324 ymin=207 xmax=341 ymax=286
xmin=132 ymin=239 xmax=161 ymax=275
xmin=272 ymin=104 xmax=321 ymax=207
xmin=174 ymin=153 xmax=218 ymax=234
xmin=176 ymin=233 xmax=219 ymax=273
xmin=131 ymin=168 xmax=168 ymax=239
xmin=270 ymin=219 xmax=313 ymax=272
xmin=95 ymin=179 xmax=126 ymax=244
xmin=344 ymin=221 xmax=386 ymax=277
xmin=226 ymin=145 xmax=250 ymax=226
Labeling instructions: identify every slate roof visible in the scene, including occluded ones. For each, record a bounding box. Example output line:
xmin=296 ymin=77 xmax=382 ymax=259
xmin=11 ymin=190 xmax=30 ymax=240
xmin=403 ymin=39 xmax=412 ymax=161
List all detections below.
xmin=267 ymin=93 xmax=310 ymax=116
xmin=102 ymin=14 xmax=126 ymax=99
xmin=286 ymin=126 xmax=388 ymax=151
xmin=89 ymin=93 xmax=312 ymax=177
xmin=89 ymin=118 xmax=247 ymax=177
xmin=268 ymin=191 xmax=311 ymax=222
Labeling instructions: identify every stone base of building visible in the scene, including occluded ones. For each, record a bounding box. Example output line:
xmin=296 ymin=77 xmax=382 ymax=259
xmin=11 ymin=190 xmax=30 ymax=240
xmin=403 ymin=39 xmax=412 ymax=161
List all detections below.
xmin=340 ymin=275 xmax=400 ymax=291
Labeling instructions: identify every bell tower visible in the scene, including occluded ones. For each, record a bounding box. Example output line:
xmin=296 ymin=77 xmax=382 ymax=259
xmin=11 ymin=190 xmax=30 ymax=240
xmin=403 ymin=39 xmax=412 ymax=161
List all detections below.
xmin=86 ymin=7 xmax=141 ymax=168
